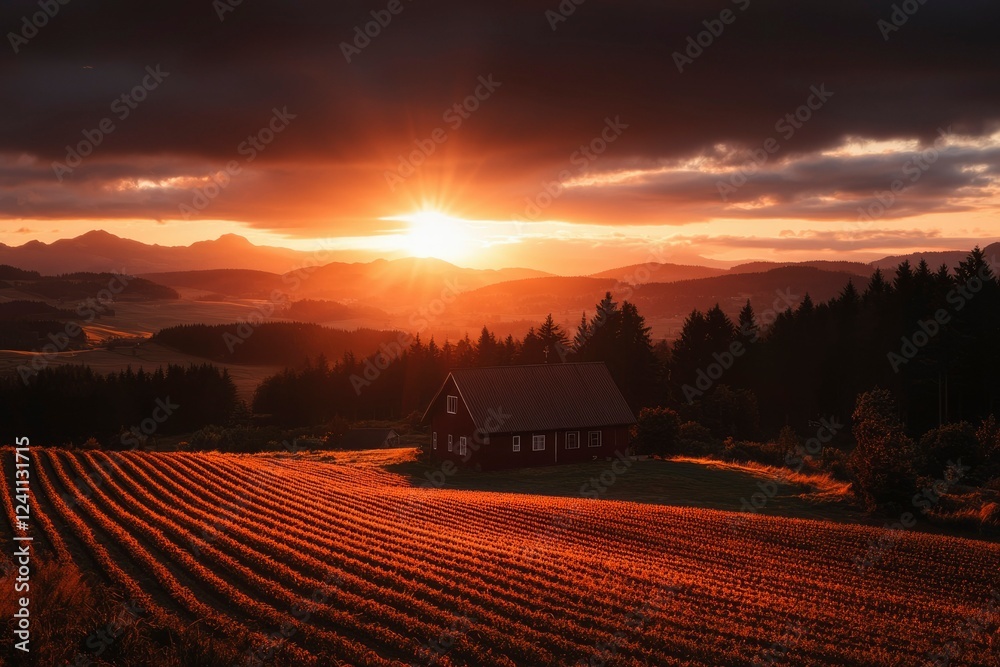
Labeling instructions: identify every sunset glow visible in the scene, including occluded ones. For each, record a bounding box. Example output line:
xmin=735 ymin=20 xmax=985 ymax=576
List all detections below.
xmin=3 ymin=3 xmax=1000 ymax=664
xmin=392 ymin=210 xmax=478 ymax=263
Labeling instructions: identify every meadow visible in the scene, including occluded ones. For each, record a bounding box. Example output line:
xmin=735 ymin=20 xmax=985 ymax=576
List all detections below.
xmin=3 ymin=447 xmax=997 ymax=666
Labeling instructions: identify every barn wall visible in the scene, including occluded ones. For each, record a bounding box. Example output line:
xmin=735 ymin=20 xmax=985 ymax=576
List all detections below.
xmin=477 ymin=425 xmax=632 ymax=470
xmin=428 ymin=376 xmax=481 ymax=468
xmin=427 ymin=376 xmax=634 ymax=471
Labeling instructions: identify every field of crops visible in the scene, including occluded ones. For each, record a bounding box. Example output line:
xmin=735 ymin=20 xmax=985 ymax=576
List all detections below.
xmin=4 ymin=448 xmax=999 ymax=666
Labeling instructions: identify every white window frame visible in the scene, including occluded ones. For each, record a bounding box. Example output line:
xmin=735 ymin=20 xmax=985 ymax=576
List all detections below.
xmin=446 ymin=395 xmax=458 ymax=414
xmin=459 ymin=436 xmax=467 ymax=456
xmin=432 ymin=432 xmax=437 ymax=450
xmin=565 ymin=431 xmax=579 ymax=449
xmin=447 ymin=434 xmax=453 ymax=452
xmin=532 ymin=434 xmax=545 ymax=451
xmin=512 ymin=435 xmax=520 ymax=452
xmin=588 ymin=431 xmax=602 ymax=447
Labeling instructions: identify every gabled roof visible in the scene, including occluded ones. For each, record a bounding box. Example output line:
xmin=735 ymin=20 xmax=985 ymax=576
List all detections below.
xmin=422 ymin=362 xmax=636 ymax=433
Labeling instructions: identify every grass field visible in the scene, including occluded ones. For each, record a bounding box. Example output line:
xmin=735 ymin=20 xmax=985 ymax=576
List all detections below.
xmin=0 ymin=295 xmax=288 ymax=399
xmin=386 ymin=451 xmax=865 ymax=524
xmin=4 ymin=446 xmax=998 ymax=666
xmin=0 ymin=342 xmax=279 ymax=400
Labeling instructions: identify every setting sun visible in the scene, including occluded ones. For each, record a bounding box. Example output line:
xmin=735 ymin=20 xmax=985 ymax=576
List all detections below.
xmin=392 ymin=210 xmax=476 ymax=262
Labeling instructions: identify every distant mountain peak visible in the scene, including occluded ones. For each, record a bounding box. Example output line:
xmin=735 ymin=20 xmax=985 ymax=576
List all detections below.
xmin=77 ymin=229 xmax=119 ymax=240
xmin=213 ymin=233 xmax=254 ymax=245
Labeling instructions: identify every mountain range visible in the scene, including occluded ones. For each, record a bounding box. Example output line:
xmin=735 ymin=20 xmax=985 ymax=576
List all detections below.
xmin=2 ymin=231 xmax=998 ymax=339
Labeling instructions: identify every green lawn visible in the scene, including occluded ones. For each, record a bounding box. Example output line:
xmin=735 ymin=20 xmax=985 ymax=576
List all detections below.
xmin=385 ymin=455 xmax=871 ymax=525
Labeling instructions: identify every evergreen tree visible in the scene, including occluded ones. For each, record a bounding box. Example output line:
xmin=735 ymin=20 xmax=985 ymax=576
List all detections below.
xmin=538 ymin=314 xmax=571 ymax=362
xmin=475 ymin=326 xmax=499 ymax=366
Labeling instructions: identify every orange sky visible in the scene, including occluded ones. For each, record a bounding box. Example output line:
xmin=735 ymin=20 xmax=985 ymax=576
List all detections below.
xmin=2 ymin=2 xmax=999 ymax=273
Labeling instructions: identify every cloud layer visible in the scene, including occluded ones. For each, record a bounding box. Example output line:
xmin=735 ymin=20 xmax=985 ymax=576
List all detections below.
xmin=1 ymin=0 xmax=999 ymax=249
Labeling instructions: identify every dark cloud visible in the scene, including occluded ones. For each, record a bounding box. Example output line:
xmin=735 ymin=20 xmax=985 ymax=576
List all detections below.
xmin=1 ymin=0 xmax=999 ymax=230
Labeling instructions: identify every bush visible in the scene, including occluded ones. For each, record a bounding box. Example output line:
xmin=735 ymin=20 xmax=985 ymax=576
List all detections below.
xmin=849 ymin=388 xmax=918 ymax=511
xmin=187 ymin=425 xmax=289 ymax=453
xmin=682 ymin=385 xmax=760 ymax=440
xmin=820 ymin=447 xmax=852 ymax=480
xmin=677 ymin=421 xmax=719 ymax=456
xmin=918 ymin=422 xmax=979 ymax=477
xmin=977 ymin=415 xmax=1000 ymax=465
xmin=777 ymin=425 xmax=799 ymax=455
xmin=632 ymin=406 xmax=681 ymax=456
xmin=721 ymin=438 xmax=786 ymax=467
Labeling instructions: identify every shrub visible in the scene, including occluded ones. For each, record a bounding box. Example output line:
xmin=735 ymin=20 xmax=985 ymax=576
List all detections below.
xmin=820 ymin=447 xmax=852 ymax=480
xmin=977 ymin=414 xmax=1000 ymax=465
xmin=632 ymin=406 xmax=681 ymax=456
xmin=721 ymin=438 xmax=786 ymax=467
xmin=849 ymin=388 xmax=918 ymax=511
xmin=682 ymin=385 xmax=760 ymax=440
xmin=677 ymin=421 xmax=719 ymax=456
xmin=918 ymin=422 xmax=979 ymax=477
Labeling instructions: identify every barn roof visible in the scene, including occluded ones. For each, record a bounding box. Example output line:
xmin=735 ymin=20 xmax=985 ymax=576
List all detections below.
xmin=423 ymin=362 xmax=636 ymax=433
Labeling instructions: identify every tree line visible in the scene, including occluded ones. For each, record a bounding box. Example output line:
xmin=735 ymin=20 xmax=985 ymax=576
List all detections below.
xmin=255 ymin=247 xmax=1000 ymax=450
xmin=253 ymin=294 xmax=664 ymax=424
xmin=0 ymin=364 xmax=238 ymax=445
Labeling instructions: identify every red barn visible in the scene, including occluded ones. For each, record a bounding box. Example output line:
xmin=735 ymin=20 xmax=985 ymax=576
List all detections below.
xmin=422 ymin=362 xmax=636 ymax=470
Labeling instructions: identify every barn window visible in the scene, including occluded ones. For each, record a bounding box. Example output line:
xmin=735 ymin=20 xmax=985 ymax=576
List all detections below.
xmin=565 ymin=432 xmax=579 ymax=449
xmin=532 ymin=435 xmax=545 ymax=451
xmin=459 ymin=437 xmax=467 ymax=456
xmin=432 ymin=432 xmax=437 ymax=450
xmin=447 ymin=434 xmax=453 ymax=452
xmin=446 ymin=395 xmax=458 ymax=414
xmin=588 ymin=431 xmax=602 ymax=447
xmin=512 ymin=436 xmax=520 ymax=452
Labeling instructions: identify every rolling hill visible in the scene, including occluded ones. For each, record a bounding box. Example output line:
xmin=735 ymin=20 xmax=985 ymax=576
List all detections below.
xmin=870 ymin=241 xmax=1000 ymax=273
xmin=631 ymin=266 xmax=863 ymax=320
xmin=141 ymin=258 xmax=551 ymax=309
xmin=0 ymin=230 xmax=310 ymax=275
xmin=9 ymin=447 xmax=998 ymax=666
xmin=589 ymin=263 xmax=726 ymax=283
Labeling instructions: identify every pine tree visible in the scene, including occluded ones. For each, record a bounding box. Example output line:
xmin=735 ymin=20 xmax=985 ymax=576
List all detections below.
xmin=475 ymin=326 xmax=498 ymax=366
xmin=538 ymin=314 xmax=571 ymax=363
xmin=737 ymin=299 xmax=758 ymax=342
xmin=573 ymin=312 xmax=591 ymax=351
